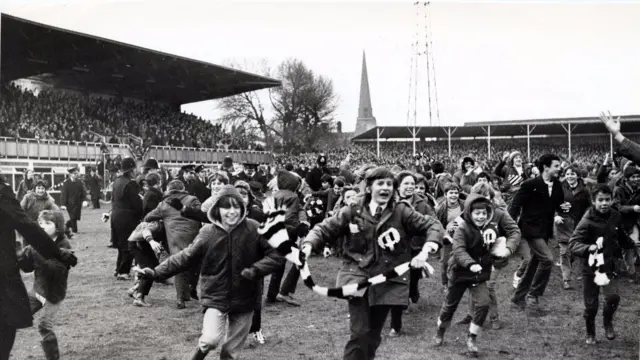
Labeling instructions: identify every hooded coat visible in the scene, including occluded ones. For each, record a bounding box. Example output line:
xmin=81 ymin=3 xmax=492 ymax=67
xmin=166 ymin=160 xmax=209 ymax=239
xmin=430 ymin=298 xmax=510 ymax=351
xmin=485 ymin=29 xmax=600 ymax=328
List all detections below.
xmin=153 ymin=186 xmax=284 ymax=313
xmin=448 ymin=194 xmax=520 ymax=285
xmin=303 ymin=196 xmax=443 ymax=306
xmin=569 ymin=207 xmax=635 ymax=277
xmin=144 ymin=190 xmax=202 ymax=254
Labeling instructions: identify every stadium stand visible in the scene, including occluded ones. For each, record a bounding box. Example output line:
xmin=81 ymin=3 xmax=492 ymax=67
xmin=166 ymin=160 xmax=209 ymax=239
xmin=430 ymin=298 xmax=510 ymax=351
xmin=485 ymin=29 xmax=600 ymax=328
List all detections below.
xmin=0 ymin=13 xmax=279 ymax=193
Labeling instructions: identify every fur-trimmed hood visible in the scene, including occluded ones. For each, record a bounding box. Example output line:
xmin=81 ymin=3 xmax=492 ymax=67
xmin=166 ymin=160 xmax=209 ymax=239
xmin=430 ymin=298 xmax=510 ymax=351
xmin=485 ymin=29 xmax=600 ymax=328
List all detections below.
xmin=205 ymin=185 xmax=247 ymax=227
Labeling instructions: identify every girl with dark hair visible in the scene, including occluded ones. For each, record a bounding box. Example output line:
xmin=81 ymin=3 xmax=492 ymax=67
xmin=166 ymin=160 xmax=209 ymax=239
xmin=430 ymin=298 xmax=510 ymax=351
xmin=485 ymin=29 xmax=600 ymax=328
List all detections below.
xmin=388 ymin=171 xmax=437 ymax=336
xmin=556 ymin=164 xmax=591 ymax=290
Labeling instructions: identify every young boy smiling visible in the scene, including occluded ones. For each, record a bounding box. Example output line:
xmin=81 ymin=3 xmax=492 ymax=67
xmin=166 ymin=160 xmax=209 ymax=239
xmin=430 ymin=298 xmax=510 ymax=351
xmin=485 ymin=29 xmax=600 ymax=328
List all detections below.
xmin=301 ymin=167 xmax=443 ymax=360
xmin=569 ymin=184 xmax=634 ymax=344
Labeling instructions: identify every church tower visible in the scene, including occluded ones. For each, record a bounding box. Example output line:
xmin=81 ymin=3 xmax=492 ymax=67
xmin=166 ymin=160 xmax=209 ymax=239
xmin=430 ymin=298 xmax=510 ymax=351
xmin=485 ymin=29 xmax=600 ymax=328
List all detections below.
xmin=354 ymin=51 xmax=377 ymax=135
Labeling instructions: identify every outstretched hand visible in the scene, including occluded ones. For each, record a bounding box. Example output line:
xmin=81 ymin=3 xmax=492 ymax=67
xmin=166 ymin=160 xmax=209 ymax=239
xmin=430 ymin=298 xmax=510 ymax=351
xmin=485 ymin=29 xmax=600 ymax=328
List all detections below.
xmin=599 ymin=111 xmax=621 ymax=136
xmin=135 ymin=267 xmax=157 ymax=279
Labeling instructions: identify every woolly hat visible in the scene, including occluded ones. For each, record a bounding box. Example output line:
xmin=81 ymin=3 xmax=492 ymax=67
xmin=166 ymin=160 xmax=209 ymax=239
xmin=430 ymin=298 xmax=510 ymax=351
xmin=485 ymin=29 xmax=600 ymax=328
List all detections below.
xmin=508 ymin=151 xmax=523 ymax=164
xmin=206 ymin=185 xmax=246 ymax=223
xmin=623 ymin=166 xmax=640 ymax=178
xmin=277 ymin=170 xmax=301 ymax=192
xmin=34 ymin=179 xmax=48 ymax=188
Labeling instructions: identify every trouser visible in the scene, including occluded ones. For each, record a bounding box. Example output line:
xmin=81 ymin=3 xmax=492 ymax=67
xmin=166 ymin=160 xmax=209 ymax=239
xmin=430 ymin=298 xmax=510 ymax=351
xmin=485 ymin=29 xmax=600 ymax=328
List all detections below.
xmin=0 ymin=320 xmax=17 ymax=360
xmin=440 ymin=244 xmax=452 ymax=286
xmin=65 ymin=208 xmax=80 ymax=233
xmin=116 ymin=245 xmax=134 ymax=275
xmin=583 ymin=275 xmax=620 ymax=336
xmin=29 ymin=293 xmax=62 ymax=360
xmin=197 ymin=308 xmax=253 ymax=360
xmin=113 ymin=222 xmax=135 ymax=275
xmin=344 ymin=296 xmax=390 ymax=360
xmin=514 ymin=240 xmax=532 ymax=278
xmin=558 ymin=242 xmax=579 ymax=282
xmin=438 ymin=282 xmax=490 ymax=334
xmin=469 ymin=267 xmax=499 ymax=321
xmin=389 ymin=306 xmax=404 ymax=331
xmin=409 ymin=249 xmax=421 ymax=298
xmin=622 ymin=225 xmax=640 ymax=275
xmin=513 ymin=238 xmax=553 ymax=303
xmin=92 ymin=197 xmax=100 ymax=209
xmin=266 ymin=262 xmax=299 ymax=300
xmin=128 ymin=241 xmax=159 ymax=296
xmin=250 ymin=279 xmax=264 ymax=332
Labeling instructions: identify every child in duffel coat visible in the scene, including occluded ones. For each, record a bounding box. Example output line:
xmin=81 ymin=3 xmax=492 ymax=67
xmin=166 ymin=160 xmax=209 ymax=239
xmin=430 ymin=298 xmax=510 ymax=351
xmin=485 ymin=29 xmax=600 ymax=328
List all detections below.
xmin=433 ymin=193 xmax=516 ymax=356
xmin=17 ymin=210 xmax=72 ymax=360
xmin=301 ymin=167 xmax=443 ymax=360
xmin=569 ymin=184 xmax=635 ymax=345
xmin=136 ymin=185 xmax=284 ymax=360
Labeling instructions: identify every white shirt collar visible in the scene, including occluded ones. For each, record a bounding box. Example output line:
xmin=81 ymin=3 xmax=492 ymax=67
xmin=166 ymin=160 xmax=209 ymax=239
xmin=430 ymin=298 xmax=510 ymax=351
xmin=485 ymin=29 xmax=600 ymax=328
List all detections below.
xmin=369 ymin=202 xmax=387 ymax=217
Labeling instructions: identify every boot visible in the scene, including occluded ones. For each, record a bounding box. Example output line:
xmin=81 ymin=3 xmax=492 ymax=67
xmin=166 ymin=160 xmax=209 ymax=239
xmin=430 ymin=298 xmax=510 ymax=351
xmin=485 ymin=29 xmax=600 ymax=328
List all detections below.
xmin=585 ymin=317 xmax=596 ymax=341
xmin=433 ymin=327 xmax=446 ymax=346
xmin=41 ymin=336 xmax=60 ymax=360
xmin=466 ymin=334 xmax=479 ymax=356
xmin=190 ymin=348 xmax=208 ymax=360
xmin=603 ymin=296 xmax=619 ymax=340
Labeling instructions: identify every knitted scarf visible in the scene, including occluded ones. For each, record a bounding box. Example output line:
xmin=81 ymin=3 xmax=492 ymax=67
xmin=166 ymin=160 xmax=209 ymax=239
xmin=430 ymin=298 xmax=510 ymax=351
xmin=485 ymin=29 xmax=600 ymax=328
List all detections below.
xmin=588 ymin=237 xmax=610 ymax=286
xmin=258 ymin=198 xmax=434 ymax=299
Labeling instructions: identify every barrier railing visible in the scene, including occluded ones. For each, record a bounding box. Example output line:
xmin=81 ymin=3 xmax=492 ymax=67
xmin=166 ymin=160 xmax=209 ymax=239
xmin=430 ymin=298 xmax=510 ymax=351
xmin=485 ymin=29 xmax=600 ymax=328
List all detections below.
xmin=0 ymin=137 xmax=274 ymax=164
xmin=146 ymin=145 xmax=274 ymax=164
xmin=0 ymin=137 xmax=132 ymax=161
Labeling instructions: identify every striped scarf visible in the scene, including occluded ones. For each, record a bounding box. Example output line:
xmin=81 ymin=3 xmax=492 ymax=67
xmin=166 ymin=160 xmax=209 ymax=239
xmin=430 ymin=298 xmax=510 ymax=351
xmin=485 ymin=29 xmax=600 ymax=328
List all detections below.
xmin=258 ymin=198 xmax=434 ymax=299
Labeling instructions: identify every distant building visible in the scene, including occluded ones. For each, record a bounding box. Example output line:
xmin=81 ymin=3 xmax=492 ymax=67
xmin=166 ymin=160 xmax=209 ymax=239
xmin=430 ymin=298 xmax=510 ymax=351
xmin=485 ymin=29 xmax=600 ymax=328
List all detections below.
xmin=354 ymin=51 xmax=377 ymax=136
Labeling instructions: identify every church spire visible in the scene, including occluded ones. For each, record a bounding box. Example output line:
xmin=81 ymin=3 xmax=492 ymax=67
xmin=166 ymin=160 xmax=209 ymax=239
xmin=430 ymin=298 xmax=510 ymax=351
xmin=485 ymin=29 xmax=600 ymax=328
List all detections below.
xmin=355 ymin=50 xmax=377 ymax=135
xmin=358 ymin=51 xmax=373 ymax=118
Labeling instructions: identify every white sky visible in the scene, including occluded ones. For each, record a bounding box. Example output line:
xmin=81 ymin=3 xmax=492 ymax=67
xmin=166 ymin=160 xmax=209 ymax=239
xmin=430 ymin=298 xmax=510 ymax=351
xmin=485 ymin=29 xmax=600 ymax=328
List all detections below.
xmin=3 ymin=0 xmax=640 ymax=132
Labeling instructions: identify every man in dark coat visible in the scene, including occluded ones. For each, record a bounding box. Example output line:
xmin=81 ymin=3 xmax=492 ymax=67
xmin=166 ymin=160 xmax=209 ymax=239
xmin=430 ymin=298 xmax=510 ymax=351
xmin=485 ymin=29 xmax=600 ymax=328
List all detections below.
xmin=85 ymin=167 xmax=102 ymax=209
xmin=111 ymin=158 xmax=143 ymax=280
xmin=0 ymin=175 xmax=77 ymax=360
xmin=182 ymin=165 xmax=209 ymax=203
xmin=306 ymin=154 xmax=329 ymax=192
xmin=245 ymin=163 xmax=266 ymax=192
xmin=60 ymin=167 xmax=86 ymax=234
xmin=509 ymin=154 xmax=565 ymax=313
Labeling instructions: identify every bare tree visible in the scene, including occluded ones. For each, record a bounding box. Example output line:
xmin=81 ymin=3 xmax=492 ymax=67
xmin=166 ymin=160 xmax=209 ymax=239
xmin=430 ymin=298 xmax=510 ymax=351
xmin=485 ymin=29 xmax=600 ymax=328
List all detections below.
xmin=217 ymin=60 xmax=278 ymax=150
xmin=217 ymin=58 xmax=338 ymax=154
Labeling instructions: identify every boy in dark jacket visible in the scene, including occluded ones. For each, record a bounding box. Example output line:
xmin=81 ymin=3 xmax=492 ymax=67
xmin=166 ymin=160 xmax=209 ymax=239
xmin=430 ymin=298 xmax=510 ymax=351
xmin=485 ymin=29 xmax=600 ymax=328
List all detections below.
xmin=434 ymin=194 xmax=516 ymax=356
xmin=301 ymin=167 xmax=443 ymax=360
xmin=569 ymin=184 xmax=634 ymax=345
xmin=18 ymin=210 xmax=72 ymax=360
xmin=136 ymin=186 xmax=284 ymax=360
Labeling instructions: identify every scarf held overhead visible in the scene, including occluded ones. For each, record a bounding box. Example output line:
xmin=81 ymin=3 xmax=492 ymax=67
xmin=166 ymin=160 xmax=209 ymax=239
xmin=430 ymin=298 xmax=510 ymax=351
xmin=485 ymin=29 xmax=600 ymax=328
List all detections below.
xmin=258 ymin=198 xmax=434 ymax=299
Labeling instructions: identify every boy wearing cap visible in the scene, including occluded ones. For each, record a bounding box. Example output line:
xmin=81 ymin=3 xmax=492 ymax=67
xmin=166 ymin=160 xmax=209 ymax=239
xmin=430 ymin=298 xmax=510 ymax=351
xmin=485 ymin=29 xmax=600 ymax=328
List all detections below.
xmin=60 ymin=167 xmax=86 ymax=235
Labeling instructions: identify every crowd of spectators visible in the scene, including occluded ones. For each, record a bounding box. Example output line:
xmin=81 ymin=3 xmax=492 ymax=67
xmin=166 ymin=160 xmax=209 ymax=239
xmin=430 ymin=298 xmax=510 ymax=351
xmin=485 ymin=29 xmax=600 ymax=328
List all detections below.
xmin=1 ymin=83 xmax=629 ymax=173
xmin=0 ymin=84 xmax=258 ymax=152
xmin=274 ymin=135 xmax=637 ymax=176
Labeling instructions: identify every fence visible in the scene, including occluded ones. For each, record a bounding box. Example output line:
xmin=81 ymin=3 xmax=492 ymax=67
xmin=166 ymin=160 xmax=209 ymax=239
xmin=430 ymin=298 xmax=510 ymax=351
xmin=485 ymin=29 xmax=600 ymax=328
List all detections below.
xmin=0 ymin=137 xmax=275 ymax=165
xmin=0 ymin=137 xmax=132 ymax=161
xmin=146 ymin=146 xmax=273 ymax=164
